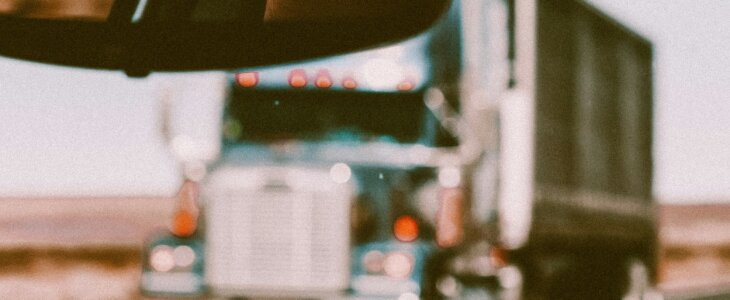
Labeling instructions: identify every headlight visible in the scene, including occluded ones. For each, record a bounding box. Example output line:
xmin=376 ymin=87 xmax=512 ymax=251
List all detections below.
xmin=150 ymin=245 xmax=175 ymax=272
xmin=362 ymin=250 xmax=385 ymax=274
xmin=172 ymin=245 xmax=196 ymax=268
xmin=383 ymin=252 xmax=414 ymax=279
xmin=150 ymin=245 xmax=197 ymax=272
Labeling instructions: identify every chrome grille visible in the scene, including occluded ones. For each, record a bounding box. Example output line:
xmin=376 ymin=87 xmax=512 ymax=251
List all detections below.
xmin=205 ymin=166 xmax=352 ymax=295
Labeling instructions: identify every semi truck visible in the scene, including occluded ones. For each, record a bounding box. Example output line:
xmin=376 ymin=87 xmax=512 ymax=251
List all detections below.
xmin=141 ymin=0 xmax=656 ymax=299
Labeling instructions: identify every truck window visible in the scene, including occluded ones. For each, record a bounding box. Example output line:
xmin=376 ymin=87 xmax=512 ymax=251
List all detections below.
xmin=225 ymin=89 xmax=458 ymax=147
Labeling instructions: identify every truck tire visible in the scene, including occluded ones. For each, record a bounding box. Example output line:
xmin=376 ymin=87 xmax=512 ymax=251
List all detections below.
xmin=623 ymin=259 xmax=663 ymax=300
xmin=545 ymin=255 xmax=629 ymax=300
xmin=510 ymin=251 xmax=632 ymax=300
xmin=545 ymin=256 xmax=661 ymax=300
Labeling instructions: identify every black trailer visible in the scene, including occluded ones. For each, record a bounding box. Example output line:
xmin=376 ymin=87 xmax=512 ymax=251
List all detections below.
xmin=504 ymin=0 xmax=656 ymax=298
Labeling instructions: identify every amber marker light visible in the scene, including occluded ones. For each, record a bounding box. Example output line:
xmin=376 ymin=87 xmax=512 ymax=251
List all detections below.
xmin=394 ymin=215 xmax=419 ymax=242
xmin=172 ymin=210 xmax=198 ymax=238
xmin=397 ymin=79 xmax=415 ymax=92
xmin=288 ymin=69 xmax=308 ymax=88
xmin=315 ymin=70 xmax=333 ymax=89
xmin=235 ymin=72 xmax=259 ymax=88
xmin=342 ymin=77 xmax=358 ymax=90
xmin=170 ymin=180 xmax=200 ymax=238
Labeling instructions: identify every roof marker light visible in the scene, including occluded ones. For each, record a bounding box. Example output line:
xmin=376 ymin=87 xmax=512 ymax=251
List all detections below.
xmin=235 ymin=72 xmax=259 ymax=88
xmin=315 ymin=70 xmax=333 ymax=89
xmin=289 ymin=69 xmax=308 ymax=88
xmin=397 ymin=79 xmax=415 ymax=92
xmin=342 ymin=77 xmax=358 ymax=90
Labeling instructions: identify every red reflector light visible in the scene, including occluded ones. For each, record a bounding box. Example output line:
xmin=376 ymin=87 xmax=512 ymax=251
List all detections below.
xmin=289 ymin=69 xmax=308 ymax=88
xmin=315 ymin=70 xmax=333 ymax=89
xmin=235 ymin=72 xmax=259 ymax=88
xmin=394 ymin=215 xmax=419 ymax=242
xmin=342 ymin=77 xmax=358 ymax=90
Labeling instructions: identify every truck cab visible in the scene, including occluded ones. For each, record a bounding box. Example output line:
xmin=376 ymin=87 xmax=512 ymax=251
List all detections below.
xmin=206 ymin=47 xmax=462 ymax=297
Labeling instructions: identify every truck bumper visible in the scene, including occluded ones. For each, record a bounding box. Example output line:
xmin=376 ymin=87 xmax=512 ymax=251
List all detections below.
xmin=141 ymin=271 xmax=206 ymax=297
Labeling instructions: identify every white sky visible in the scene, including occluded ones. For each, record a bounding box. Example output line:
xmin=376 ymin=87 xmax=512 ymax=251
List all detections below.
xmin=0 ymin=1 xmax=729 ymax=202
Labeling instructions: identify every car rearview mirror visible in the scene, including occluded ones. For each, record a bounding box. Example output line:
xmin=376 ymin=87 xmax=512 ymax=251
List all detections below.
xmin=0 ymin=0 xmax=450 ymax=76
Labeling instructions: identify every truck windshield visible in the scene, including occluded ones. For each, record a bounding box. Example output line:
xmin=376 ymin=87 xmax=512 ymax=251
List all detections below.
xmin=224 ymin=89 xmax=430 ymax=145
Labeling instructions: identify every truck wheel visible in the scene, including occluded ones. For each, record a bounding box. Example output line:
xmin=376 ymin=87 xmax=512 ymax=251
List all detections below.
xmin=622 ymin=259 xmax=662 ymax=300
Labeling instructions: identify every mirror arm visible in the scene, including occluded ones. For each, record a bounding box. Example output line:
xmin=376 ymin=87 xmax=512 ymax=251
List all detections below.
xmin=136 ymin=0 xmax=205 ymax=23
xmin=0 ymin=0 xmax=451 ymax=73
xmin=109 ymin=0 xmax=143 ymax=24
xmin=109 ymin=0 xmax=203 ymax=24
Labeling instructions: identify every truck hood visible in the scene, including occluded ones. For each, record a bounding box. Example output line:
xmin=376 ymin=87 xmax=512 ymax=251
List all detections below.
xmin=218 ymin=142 xmax=458 ymax=168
